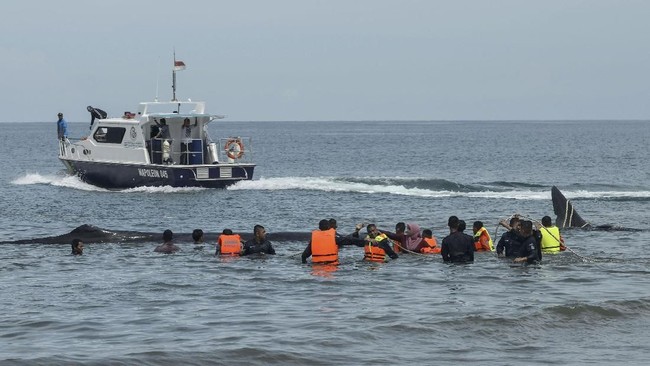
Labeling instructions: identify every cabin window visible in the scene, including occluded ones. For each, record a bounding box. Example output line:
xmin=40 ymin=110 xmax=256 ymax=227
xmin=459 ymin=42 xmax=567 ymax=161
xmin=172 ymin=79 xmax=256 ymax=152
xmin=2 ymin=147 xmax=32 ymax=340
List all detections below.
xmin=93 ymin=127 xmax=126 ymax=144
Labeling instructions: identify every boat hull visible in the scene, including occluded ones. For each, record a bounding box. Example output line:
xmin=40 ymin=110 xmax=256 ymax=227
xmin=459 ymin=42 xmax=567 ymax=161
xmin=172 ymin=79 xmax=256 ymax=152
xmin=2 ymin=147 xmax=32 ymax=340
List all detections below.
xmin=60 ymin=159 xmax=254 ymax=189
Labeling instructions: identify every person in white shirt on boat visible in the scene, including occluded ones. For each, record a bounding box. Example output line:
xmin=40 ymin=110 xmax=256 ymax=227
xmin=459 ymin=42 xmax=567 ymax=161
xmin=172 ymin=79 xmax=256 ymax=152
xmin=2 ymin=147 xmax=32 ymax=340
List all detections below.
xmin=182 ymin=118 xmax=196 ymax=139
xmin=154 ymin=119 xmax=173 ymax=164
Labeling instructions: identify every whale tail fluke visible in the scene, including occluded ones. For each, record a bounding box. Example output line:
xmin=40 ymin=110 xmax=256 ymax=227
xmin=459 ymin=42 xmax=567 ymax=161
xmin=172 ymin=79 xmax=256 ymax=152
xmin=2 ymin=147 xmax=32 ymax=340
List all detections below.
xmin=551 ymin=186 xmax=591 ymax=229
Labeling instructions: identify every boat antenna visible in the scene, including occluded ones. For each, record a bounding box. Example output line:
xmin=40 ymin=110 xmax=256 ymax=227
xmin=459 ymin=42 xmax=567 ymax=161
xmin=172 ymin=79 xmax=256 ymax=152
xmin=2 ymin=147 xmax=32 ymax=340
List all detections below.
xmin=172 ymin=50 xmax=177 ymax=102
xmin=154 ymin=57 xmax=160 ymax=102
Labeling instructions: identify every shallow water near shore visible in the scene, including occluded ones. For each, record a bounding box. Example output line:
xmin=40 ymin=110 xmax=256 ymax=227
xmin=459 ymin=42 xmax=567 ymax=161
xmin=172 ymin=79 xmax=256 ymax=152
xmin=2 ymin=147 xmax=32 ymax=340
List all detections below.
xmin=1 ymin=120 xmax=649 ymax=365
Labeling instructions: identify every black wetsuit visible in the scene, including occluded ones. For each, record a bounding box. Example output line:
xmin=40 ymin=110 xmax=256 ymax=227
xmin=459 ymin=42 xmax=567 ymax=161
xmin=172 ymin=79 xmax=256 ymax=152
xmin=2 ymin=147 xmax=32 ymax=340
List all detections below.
xmin=441 ymin=231 xmax=474 ymax=263
xmin=242 ymin=239 xmax=276 ymax=255
xmin=496 ymin=230 xmax=521 ymax=257
xmin=371 ymin=236 xmax=399 ymax=260
xmin=517 ymin=235 xmax=541 ymax=264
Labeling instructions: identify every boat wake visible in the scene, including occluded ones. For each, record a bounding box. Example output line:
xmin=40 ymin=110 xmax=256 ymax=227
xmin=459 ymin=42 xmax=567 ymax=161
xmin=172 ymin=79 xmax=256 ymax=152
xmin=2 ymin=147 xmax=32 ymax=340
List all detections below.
xmin=12 ymin=173 xmax=207 ymax=193
xmin=12 ymin=173 xmax=106 ymax=192
xmin=229 ymin=177 xmax=650 ymax=200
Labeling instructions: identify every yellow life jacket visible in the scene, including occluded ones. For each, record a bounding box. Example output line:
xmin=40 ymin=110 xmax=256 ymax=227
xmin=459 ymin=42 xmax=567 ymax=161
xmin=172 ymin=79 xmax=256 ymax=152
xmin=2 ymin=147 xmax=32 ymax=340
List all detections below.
xmin=473 ymin=227 xmax=494 ymax=251
xmin=540 ymin=226 xmax=562 ymax=253
xmin=311 ymin=229 xmax=338 ymax=264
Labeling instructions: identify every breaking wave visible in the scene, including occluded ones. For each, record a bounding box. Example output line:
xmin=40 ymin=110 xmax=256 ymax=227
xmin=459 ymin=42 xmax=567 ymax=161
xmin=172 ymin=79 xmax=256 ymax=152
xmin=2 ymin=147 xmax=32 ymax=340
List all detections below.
xmin=229 ymin=177 xmax=650 ymax=200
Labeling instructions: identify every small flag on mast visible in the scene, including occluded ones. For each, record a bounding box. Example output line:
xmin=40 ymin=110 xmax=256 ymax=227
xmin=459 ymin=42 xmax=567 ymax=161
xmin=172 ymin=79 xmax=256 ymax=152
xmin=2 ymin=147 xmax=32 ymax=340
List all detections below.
xmin=174 ymin=60 xmax=186 ymax=71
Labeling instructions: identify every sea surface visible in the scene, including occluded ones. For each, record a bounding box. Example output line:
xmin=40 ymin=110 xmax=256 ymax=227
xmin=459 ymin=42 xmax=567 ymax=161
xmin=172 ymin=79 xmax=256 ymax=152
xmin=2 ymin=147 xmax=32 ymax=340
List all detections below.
xmin=0 ymin=120 xmax=649 ymax=365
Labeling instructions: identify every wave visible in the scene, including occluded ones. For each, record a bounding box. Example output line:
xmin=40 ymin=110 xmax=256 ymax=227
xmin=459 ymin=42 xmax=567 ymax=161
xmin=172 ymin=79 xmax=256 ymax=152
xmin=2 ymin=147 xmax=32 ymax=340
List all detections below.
xmin=229 ymin=177 xmax=650 ymax=200
xmin=13 ymin=173 xmax=650 ymax=200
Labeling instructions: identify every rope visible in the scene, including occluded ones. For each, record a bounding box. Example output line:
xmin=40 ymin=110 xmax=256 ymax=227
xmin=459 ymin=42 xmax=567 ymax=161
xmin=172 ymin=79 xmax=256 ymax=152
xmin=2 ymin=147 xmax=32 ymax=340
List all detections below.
xmin=493 ymin=214 xmax=515 ymax=258
xmin=518 ymin=214 xmax=589 ymax=262
xmin=392 ymin=241 xmax=430 ymax=257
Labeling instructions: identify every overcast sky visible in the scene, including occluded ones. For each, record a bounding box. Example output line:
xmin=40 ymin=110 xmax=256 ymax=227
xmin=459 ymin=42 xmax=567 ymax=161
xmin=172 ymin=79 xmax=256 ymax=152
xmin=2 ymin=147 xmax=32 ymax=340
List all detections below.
xmin=2 ymin=0 xmax=650 ymax=122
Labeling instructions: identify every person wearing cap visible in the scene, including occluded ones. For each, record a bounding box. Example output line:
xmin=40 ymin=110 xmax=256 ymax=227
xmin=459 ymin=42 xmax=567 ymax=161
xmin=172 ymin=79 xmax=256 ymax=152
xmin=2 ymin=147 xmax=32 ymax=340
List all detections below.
xmin=56 ymin=112 xmax=68 ymax=140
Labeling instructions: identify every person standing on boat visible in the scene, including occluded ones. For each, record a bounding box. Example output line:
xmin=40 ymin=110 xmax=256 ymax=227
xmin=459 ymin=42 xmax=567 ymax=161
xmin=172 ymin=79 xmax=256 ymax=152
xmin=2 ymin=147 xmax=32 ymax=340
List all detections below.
xmin=180 ymin=118 xmax=198 ymax=164
xmin=182 ymin=118 xmax=196 ymax=139
xmin=154 ymin=229 xmax=180 ymax=254
xmin=242 ymin=225 xmax=276 ymax=255
xmin=154 ymin=119 xmax=172 ymax=164
xmin=56 ymin=112 xmax=68 ymax=140
xmin=441 ymin=216 xmax=475 ymax=263
xmin=155 ymin=118 xmax=171 ymax=139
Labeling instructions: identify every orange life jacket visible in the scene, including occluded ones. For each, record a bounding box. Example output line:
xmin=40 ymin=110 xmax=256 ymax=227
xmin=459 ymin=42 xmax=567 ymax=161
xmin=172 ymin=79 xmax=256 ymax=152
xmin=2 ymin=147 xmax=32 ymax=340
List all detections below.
xmin=364 ymin=234 xmax=388 ymax=262
xmin=473 ymin=227 xmax=493 ymax=252
xmin=311 ymin=229 xmax=338 ymax=264
xmin=391 ymin=238 xmax=402 ymax=253
xmin=420 ymin=237 xmax=441 ymax=254
xmin=218 ymin=234 xmax=242 ymax=256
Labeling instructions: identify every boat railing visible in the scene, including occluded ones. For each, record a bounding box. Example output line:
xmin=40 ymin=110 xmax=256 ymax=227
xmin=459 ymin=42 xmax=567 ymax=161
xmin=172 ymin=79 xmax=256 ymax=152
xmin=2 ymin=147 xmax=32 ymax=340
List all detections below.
xmin=148 ymin=137 xmax=253 ymax=165
xmin=58 ymin=138 xmax=88 ymax=160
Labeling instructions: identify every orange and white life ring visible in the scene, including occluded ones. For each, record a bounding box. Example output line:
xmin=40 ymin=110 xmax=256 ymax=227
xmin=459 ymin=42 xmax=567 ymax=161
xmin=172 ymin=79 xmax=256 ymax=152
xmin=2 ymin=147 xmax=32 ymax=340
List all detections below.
xmin=225 ymin=139 xmax=244 ymax=159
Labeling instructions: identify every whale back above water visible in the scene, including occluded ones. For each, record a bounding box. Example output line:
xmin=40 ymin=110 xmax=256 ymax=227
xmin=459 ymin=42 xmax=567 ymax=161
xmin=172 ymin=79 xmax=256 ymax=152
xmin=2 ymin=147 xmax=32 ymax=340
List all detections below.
xmin=0 ymin=225 xmax=313 ymax=245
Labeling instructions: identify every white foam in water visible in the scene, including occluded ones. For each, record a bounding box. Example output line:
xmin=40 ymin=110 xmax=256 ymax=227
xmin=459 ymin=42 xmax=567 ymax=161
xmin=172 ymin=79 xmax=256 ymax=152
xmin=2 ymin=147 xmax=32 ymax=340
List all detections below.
xmin=560 ymin=189 xmax=650 ymax=199
xmin=229 ymin=177 xmax=650 ymax=200
xmin=12 ymin=173 xmax=206 ymax=193
xmin=12 ymin=173 xmax=106 ymax=192
xmin=121 ymin=186 xmax=207 ymax=194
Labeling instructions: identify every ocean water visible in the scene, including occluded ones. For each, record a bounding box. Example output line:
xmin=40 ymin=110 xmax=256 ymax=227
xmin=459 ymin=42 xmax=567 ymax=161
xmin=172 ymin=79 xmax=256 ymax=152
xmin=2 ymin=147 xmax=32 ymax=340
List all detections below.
xmin=0 ymin=120 xmax=649 ymax=365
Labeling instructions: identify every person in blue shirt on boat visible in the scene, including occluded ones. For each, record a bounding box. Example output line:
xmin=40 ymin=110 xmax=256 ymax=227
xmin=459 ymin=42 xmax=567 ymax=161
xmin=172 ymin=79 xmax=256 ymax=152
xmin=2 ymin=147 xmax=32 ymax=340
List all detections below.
xmin=56 ymin=112 xmax=68 ymax=140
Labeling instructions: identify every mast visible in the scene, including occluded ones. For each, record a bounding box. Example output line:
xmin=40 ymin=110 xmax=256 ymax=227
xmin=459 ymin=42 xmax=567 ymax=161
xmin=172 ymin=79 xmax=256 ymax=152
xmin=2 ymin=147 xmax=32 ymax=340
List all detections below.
xmin=172 ymin=51 xmax=177 ymax=102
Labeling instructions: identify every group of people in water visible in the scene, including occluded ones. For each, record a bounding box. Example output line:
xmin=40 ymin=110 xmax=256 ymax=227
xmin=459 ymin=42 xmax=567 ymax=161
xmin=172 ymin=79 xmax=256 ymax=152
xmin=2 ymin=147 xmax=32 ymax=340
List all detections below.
xmin=70 ymin=215 xmax=565 ymax=266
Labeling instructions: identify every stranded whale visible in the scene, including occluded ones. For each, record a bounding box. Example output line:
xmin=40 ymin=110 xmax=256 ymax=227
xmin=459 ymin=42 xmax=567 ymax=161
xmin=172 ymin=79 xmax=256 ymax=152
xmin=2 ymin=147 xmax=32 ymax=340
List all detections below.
xmin=0 ymin=224 xmax=312 ymax=245
xmin=1 ymin=187 xmax=640 ymax=245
